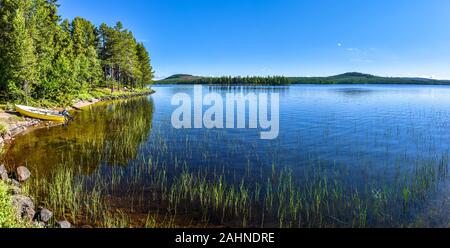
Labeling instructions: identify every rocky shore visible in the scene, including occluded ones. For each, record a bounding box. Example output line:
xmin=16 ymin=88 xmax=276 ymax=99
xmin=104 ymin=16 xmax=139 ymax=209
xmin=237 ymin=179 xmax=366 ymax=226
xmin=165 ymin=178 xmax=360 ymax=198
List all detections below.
xmin=0 ymin=164 xmax=71 ymax=228
xmin=72 ymin=90 xmax=155 ymax=109
xmin=0 ymin=116 xmax=42 ymax=152
xmin=0 ymin=90 xmax=155 ymax=228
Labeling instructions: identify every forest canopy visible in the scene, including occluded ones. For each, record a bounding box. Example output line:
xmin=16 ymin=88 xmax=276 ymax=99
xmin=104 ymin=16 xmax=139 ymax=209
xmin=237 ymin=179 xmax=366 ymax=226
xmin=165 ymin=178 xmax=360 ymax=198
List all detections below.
xmin=0 ymin=0 xmax=154 ymax=104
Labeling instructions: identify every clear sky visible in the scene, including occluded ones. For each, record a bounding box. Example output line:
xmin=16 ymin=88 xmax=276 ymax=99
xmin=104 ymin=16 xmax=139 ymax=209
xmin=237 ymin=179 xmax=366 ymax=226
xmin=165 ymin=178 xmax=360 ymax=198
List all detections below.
xmin=58 ymin=0 xmax=450 ymax=79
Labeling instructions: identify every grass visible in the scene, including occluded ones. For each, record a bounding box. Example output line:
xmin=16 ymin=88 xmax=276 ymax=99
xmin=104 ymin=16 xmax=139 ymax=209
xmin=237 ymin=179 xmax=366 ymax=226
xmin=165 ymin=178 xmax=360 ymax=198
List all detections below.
xmin=76 ymin=87 xmax=154 ymax=103
xmin=21 ymin=148 xmax=450 ymax=228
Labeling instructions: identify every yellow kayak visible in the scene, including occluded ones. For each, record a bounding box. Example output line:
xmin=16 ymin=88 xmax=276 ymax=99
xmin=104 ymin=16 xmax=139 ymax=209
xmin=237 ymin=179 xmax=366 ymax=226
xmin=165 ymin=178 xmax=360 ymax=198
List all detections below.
xmin=15 ymin=104 xmax=67 ymax=122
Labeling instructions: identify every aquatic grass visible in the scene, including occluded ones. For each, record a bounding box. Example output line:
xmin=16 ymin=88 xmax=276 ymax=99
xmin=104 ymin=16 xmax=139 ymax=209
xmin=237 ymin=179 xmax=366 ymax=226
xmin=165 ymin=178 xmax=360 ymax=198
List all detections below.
xmin=19 ymin=133 xmax=450 ymax=228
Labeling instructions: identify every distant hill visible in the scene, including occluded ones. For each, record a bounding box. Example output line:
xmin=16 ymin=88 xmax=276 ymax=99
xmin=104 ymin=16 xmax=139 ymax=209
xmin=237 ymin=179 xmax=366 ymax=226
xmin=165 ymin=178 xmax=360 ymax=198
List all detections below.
xmin=157 ymin=72 xmax=450 ymax=85
xmin=288 ymin=72 xmax=450 ymax=85
xmin=159 ymin=74 xmax=205 ymax=84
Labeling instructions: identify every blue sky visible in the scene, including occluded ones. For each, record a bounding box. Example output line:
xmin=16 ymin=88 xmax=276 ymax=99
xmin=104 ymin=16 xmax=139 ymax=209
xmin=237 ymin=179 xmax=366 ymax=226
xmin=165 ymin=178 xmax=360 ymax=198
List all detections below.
xmin=59 ymin=0 xmax=450 ymax=79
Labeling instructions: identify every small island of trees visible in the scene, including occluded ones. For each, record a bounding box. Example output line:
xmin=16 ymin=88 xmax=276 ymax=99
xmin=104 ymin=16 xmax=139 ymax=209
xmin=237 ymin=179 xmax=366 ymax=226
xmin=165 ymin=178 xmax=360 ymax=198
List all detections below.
xmin=194 ymin=76 xmax=290 ymax=85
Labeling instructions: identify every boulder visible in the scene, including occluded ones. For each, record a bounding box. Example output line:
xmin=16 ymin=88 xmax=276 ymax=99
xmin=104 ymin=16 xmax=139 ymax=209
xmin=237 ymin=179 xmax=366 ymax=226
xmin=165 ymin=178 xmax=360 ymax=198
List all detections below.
xmin=11 ymin=195 xmax=35 ymax=221
xmin=56 ymin=221 xmax=71 ymax=229
xmin=0 ymin=164 xmax=8 ymax=181
xmin=16 ymin=166 xmax=31 ymax=182
xmin=37 ymin=208 xmax=53 ymax=223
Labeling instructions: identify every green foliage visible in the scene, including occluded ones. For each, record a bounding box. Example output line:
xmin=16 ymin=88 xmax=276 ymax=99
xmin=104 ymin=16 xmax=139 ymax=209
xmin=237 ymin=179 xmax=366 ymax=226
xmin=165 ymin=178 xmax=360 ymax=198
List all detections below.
xmin=289 ymin=72 xmax=450 ymax=85
xmin=98 ymin=22 xmax=153 ymax=91
xmin=160 ymin=75 xmax=290 ymax=85
xmin=0 ymin=181 xmax=23 ymax=228
xmin=136 ymin=43 xmax=154 ymax=87
xmin=196 ymin=76 xmax=290 ymax=85
xmin=0 ymin=123 xmax=7 ymax=136
xmin=0 ymin=0 xmax=37 ymax=101
xmin=0 ymin=0 xmax=153 ymax=105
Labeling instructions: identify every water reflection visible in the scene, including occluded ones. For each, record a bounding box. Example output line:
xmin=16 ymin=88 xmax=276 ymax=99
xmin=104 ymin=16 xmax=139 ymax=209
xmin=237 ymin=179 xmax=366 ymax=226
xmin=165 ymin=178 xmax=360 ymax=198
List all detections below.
xmin=3 ymin=97 xmax=154 ymax=175
xmin=332 ymin=88 xmax=375 ymax=97
xmin=206 ymin=85 xmax=290 ymax=96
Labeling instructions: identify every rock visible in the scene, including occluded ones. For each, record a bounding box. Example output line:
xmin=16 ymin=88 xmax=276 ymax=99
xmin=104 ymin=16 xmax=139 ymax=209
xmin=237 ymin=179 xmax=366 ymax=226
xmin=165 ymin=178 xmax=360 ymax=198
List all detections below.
xmin=0 ymin=164 xmax=8 ymax=181
xmin=16 ymin=166 xmax=31 ymax=182
xmin=9 ymin=185 xmax=22 ymax=195
xmin=33 ymin=221 xmax=46 ymax=228
xmin=37 ymin=208 xmax=53 ymax=223
xmin=11 ymin=195 xmax=35 ymax=221
xmin=0 ymin=172 xmax=7 ymax=181
xmin=5 ymin=178 xmax=20 ymax=187
xmin=56 ymin=221 xmax=71 ymax=229
xmin=10 ymin=179 xmax=20 ymax=187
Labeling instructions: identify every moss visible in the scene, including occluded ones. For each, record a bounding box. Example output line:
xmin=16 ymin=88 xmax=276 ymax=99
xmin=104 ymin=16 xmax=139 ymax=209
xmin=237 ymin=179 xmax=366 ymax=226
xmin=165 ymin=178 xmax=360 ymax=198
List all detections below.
xmin=0 ymin=123 xmax=7 ymax=137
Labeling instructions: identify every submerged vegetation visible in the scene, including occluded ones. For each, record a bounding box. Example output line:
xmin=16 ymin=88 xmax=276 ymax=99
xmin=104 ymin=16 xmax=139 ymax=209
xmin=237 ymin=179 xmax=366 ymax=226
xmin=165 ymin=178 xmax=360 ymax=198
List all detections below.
xmin=20 ymin=143 xmax=450 ymax=228
xmin=0 ymin=0 xmax=154 ymax=105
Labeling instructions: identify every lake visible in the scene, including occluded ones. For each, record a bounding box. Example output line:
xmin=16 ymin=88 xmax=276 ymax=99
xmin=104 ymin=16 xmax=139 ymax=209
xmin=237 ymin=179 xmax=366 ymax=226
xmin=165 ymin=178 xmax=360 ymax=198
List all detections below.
xmin=3 ymin=84 xmax=450 ymax=227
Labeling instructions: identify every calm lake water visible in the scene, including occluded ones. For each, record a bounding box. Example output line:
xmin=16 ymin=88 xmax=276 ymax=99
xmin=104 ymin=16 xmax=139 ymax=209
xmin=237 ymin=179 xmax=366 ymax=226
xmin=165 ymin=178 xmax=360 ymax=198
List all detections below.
xmin=3 ymin=84 xmax=450 ymax=227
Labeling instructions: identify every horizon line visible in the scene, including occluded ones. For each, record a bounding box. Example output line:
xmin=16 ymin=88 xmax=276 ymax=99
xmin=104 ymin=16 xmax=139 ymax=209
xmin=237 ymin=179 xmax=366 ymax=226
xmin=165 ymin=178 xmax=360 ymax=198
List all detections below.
xmin=155 ymin=72 xmax=450 ymax=81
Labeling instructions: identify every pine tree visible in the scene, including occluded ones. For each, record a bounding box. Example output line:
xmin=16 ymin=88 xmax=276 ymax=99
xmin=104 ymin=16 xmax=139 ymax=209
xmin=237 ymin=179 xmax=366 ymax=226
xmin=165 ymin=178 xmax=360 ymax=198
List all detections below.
xmin=71 ymin=17 xmax=102 ymax=90
xmin=1 ymin=0 xmax=154 ymax=103
xmin=136 ymin=43 xmax=154 ymax=87
xmin=98 ymin=23 xmax=114 ymax=87
xmin=0 ymin=0 xmax=37 ymax=101
xmin=31 ymin=0 xmax=63 ymax=99
xmin=120 ymin=30 xmax=140 ymax=89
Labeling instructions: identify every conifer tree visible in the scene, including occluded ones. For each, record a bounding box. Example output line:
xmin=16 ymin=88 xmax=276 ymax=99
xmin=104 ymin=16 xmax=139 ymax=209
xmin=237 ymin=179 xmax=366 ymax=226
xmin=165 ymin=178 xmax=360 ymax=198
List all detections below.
xmin=136 ymin=43 xmax=154 ymax=87
xmin=0 ymin=0 xmax=37 ymax=101
xmin=0 ymin=0 xmax=153 ymax=103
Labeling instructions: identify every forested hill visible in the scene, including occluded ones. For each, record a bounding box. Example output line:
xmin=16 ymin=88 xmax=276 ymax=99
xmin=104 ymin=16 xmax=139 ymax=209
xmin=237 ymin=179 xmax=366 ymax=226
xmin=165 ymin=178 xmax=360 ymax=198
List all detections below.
xmin=158 ymin=73 xmax=450 ymax=85
xmin=0 ymin=0 xmax=154 ymax=105
xmin=288 ymin=72 xmax=450 ymax=85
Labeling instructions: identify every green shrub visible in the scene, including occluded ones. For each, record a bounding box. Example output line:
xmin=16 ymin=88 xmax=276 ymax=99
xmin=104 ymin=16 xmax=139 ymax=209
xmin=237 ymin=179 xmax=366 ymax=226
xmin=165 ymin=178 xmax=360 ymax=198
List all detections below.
xmin=5 ymin=103 xmax=15 ymax=111
xmin=0 ymin=181 xmax=22 ymax=228
xmin=77 ymin=92 xmax=94 ymax=101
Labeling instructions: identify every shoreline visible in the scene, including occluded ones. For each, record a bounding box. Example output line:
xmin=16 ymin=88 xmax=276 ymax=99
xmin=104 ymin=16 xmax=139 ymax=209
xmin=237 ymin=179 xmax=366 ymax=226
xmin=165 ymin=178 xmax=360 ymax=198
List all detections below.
xmin=0 ymin=89 xmax=155 ymax=152
xmin=0 ymin=89 xmax=155 ymax=228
